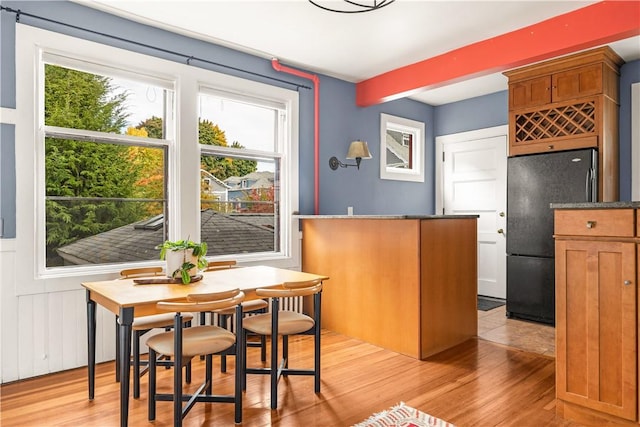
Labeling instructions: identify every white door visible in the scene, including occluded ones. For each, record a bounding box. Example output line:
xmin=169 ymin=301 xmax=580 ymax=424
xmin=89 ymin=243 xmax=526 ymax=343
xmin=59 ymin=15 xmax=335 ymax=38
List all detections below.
xmin=436 ymin=126 xmax=507 ymax=299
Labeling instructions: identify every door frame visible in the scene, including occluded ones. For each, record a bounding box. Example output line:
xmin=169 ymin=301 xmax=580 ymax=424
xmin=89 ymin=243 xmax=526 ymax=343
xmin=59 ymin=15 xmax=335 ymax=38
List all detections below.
xmin=435 ymin=125 xmax=508 ymax=214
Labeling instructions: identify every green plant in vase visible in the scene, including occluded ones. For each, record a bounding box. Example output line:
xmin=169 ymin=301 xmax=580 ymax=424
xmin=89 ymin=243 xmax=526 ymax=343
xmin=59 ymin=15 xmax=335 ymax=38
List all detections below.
xmin=156 ymin=239 xmax=208 ymax=284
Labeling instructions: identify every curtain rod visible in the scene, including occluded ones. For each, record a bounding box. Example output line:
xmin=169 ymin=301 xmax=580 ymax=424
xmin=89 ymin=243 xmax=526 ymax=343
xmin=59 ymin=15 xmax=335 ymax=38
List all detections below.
xmin=0 ymin=5 xmax=312 ymax=91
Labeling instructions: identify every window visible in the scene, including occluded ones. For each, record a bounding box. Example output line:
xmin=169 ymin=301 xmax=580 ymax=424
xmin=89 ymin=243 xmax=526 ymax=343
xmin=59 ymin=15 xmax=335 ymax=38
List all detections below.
xmin=16 ymin=24 xmax=299 ymax=284
xmin=198 ymin=90 xmax=286 ymax=257
xmin=42 ymin=59 xmax=173 ymax=268
xmin=380 ymin=113 xmax=425 ymax=182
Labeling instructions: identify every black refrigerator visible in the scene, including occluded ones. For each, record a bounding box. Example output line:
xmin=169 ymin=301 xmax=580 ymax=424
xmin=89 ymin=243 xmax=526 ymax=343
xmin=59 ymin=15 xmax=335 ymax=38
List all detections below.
xmin=506 ymin=148 xmax=597 ymax=324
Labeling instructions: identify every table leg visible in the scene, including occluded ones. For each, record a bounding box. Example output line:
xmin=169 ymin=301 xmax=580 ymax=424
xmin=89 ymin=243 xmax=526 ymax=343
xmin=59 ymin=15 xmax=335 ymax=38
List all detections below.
xmin=86 ymin=290 xmax=96 ymax=400
xmin=118 ymin=307 xmax=134 ymax=427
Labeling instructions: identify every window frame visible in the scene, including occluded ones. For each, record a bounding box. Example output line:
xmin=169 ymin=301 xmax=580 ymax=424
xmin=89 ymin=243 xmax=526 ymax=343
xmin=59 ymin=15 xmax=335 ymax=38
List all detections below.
xmin=15 ymin=24 xmax=299 ymax=295
xmin=379 ymin=113 xmax=425 ymax=182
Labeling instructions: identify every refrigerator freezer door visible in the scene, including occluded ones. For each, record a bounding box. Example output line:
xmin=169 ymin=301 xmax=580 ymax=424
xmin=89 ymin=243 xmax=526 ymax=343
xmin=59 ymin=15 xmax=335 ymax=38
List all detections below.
xmin=506 ymin=255 xmax=555 ymax=324
xmin=506 ymin=149 xmax=596 ymax=258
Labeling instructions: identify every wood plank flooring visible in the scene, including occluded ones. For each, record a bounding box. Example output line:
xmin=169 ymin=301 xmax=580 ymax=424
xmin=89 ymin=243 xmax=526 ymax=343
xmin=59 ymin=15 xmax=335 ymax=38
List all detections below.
xmin=1 ymin=325 xmax=589 ymax=427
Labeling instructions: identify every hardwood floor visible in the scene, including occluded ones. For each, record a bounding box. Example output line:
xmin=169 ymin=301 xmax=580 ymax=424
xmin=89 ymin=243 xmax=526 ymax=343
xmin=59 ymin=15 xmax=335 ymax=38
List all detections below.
xmin=1 ymin=323 xmax=589 ymax=427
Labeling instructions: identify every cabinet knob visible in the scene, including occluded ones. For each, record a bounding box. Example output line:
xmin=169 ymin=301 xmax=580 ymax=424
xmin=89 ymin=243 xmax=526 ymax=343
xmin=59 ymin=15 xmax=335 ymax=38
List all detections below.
xmin=548 ymin=145 xmax=554 ymax=150
xmin=624 ymin=280 xmax=632 ymax=286
xmin=586 ymin=220 xmax=596 ymax=229
xmin=497 ymin=228 xmax=504 ymax=234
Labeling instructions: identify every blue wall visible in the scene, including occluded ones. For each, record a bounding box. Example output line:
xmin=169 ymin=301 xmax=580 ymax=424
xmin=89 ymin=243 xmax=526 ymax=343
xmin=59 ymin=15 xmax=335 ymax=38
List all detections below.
xmin=0 ymin=124 xmax=15 ymax=238
xmin=434 ymin=91 xmax=508 ymax=136
xmin=619 ymin=60 xmax=640 ymax=201
xmin=0 ymin=1 xmax=638 ymax=238
xmin=318 ymin=76 xmax=433 ymax=215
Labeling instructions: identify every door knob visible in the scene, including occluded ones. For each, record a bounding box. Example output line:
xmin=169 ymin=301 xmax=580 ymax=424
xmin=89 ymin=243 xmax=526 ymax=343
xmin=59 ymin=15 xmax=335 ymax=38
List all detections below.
xmin=497 ymin=228 xmax=504 ymax=234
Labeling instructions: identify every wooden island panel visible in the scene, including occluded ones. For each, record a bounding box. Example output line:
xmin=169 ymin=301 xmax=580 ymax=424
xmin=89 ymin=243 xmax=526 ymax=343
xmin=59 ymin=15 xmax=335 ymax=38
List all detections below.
xmin=301 ymin=216 xmax=477 ymax=359
xmin=420 ymin=218 xmax=478 ymax=358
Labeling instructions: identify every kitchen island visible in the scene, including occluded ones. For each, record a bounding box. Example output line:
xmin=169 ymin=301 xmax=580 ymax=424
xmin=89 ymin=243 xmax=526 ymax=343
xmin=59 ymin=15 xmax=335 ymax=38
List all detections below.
xmin=299 ymin=215 xmax=478 ymax=360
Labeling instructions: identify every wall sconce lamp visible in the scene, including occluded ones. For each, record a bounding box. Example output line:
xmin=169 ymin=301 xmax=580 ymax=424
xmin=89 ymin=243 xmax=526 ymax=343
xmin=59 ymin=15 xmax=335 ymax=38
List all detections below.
xmin=329 ymin=140 xmax=372 ymax=170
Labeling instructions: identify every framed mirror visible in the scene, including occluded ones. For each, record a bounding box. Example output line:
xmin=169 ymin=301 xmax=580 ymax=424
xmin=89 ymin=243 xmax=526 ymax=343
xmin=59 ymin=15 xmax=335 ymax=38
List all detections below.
xmin=380 ymin=113 xmax=425 ymax=182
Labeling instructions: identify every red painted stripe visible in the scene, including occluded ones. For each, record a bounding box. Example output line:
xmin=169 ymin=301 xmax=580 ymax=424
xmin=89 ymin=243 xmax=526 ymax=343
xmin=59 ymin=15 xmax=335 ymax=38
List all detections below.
xmin=356 ymin=1 xmax=640 ymax=106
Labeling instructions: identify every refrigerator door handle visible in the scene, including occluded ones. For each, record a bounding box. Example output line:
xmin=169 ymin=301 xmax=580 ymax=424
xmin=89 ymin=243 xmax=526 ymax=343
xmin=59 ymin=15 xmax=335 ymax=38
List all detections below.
xmin=585 ymin=169 xmax=590 ymax=201
xmin=585 ymin=168 xmax=596 ymax=202
xmin=590 ymin=167 xmax=597 ymax=202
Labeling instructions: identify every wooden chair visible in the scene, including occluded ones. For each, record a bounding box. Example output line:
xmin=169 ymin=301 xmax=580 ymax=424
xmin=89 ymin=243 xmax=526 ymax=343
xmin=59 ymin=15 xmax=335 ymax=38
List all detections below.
xmin=242 ymin=279 xmax=323 ymax=409
xmin=203 ymin=260 xmax=268 ymax=371
xmin=117 ymin=267 xmax=193 ymax=399
xmin=146 ymin=289 xmax=245 ymax=426
xmin=200 ymin=261 xmax=239 ymax=327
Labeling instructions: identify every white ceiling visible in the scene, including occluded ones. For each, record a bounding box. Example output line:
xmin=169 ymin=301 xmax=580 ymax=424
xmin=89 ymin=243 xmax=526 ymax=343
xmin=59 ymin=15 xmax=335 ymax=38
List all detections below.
xmin=80 ymin=0 xmax=640 ymax=105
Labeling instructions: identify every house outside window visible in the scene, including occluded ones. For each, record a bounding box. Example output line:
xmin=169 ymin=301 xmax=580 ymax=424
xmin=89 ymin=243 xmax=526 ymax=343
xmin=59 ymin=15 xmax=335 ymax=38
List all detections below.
xmin=387 ymin=129 xmax=413 ymax=169
xmin=198 ymin=90 xmax=285 ymax=256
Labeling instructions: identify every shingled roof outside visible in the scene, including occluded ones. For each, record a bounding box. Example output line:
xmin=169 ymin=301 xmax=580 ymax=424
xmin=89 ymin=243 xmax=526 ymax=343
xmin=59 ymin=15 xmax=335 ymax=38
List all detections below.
xmin=56 ymin=209 xmax=275 ymax=265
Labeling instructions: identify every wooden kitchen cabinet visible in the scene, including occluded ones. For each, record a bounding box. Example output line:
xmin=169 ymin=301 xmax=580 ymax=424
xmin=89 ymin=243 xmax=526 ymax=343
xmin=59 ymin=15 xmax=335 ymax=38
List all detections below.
xmin=509 ymin=75 xmax=551 ymax=109
xmin=505 ymin=47 xmax=623 ymax=201
xmin=554 ymin=207 xmax=639 ymax=423
xmin=509 ymin=64 xmax=603 ymax=110
xmin=552 ymin=64 xmax=603 ymax=102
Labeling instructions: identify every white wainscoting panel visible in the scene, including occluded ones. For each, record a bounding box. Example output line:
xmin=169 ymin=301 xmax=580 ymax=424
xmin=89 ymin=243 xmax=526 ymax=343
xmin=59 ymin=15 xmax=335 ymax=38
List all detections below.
xmin=1 ymin=238 xmax=117 ymax=383
xmin=0 ymin=239 xmax=18 ymax=383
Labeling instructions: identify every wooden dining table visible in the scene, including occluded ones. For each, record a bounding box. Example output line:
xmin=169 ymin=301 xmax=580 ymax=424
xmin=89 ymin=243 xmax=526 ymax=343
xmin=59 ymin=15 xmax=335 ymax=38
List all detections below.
xmin=82 ymin=265 xmax=329 ymax=427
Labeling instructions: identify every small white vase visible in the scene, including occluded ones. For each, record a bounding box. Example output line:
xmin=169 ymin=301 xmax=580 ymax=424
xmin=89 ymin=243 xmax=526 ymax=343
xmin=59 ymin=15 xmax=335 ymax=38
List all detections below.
xmin=165 ymin=249 xmax=198 ymax=279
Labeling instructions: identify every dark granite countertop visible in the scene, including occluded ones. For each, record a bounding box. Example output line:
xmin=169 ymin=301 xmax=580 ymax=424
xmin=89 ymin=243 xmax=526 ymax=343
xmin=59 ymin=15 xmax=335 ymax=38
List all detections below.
xmin=551 ymin=201 xmax=640 ymax=209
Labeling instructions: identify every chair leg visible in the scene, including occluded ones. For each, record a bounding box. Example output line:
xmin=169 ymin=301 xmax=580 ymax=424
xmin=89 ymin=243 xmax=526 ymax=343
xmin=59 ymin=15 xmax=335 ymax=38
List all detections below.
xmin=314 ymin=291 xmax=322 ymax=393
xmin=234 ymin=304 xmax=243 ymax=424
xmin=174 ymin=323 xmax=183 ymax=427
xmin=314 ymin=327 xmax=321 ymax=393
xmin=133 ymin=330 xmax=142 ymax=398
xmin=221 ymin=353 xmax=227 ymax=373
xmin=270 ymin=332 xmax=278 ymax=409
xmin=205 ymin=354 xmax=213 ymax=394
xmin=200 ymin=315 xmax=206 ymax=361
xmin=115 ymin=317 xmax=120 ymax=382
xmin=242 ymin=329 xmax=248 ymax=391
xmin=260 ymin=335 xmax=267 ymax=362
xmin=148 ymin=348 xmax=157 ymax=421
xmin=185 ymin=321 xmax=192 ymax=385
xmin=220 ymin=314 xmax=229 ymax=373
xmin=283 ymin=335 xmax=289 ymax=369
xmin=270 ymin=300 xmax=279 ymax=410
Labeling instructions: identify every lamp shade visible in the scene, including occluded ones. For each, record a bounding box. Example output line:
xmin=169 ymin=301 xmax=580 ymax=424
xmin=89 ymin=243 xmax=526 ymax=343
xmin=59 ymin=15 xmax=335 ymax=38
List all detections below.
xmin=346 ymin=140 xmax=372 ymax=159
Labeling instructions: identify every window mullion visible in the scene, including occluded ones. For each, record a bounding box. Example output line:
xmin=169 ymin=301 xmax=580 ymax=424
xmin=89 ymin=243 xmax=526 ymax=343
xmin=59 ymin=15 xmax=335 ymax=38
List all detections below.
xmin=45 ymin=125 xmax=171 ymax=148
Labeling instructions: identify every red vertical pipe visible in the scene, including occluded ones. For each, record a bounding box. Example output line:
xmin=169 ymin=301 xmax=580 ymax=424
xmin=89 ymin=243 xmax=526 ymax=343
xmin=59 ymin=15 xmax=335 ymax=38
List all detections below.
xmin=271 ymin=58 xmax=320 ymax=215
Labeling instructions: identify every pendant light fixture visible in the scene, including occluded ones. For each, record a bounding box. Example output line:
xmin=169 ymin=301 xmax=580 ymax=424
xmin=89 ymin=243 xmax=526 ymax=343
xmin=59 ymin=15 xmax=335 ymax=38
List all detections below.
xmin=309 ymin=0 xmax=395 ymax=14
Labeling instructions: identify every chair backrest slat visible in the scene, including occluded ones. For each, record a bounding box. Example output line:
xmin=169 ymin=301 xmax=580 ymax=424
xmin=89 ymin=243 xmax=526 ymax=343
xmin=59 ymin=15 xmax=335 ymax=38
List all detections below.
xmin=255 ymin=279 xmax=323 ymax=298
xmin=205 ymin=260 xmax=237 ymax=271
xmin=157 ymin=289 xmax=244 ymax=313
xmin=120 ymin=266 xmax=163 ymax=279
